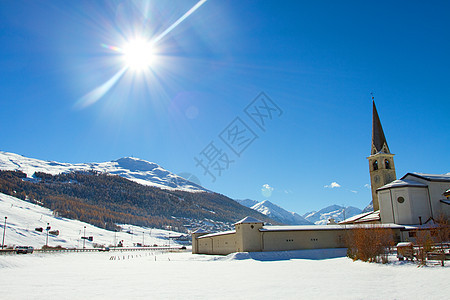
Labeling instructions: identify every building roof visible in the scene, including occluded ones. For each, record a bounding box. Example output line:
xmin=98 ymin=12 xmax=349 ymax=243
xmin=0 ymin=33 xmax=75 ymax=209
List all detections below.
xmin=354 ymin=210 xmax=381 ymax=223
xmin=234 ymin=216 xmax=264 ymax=225
xmin=260 ymin=223 xmax=404 ymax=232
xmin=371 ymin=101 xmax=390 ymax=155
xmin=339 ymin=210 xmax=380 ymax=224
xmin=197 ymin=230 xmax=235 ymax=239
xmin=377 ymin=179 xmax=427 ymax=191
xmin=339 ymin=211 xmax=373 ymax=224
xmin=401 ymin=173 xmax=450 ymax=182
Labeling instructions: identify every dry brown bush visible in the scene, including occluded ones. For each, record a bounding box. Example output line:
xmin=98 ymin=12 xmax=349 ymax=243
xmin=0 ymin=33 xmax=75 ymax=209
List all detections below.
xmin=346 ymin=225 xmax=395 ymax=263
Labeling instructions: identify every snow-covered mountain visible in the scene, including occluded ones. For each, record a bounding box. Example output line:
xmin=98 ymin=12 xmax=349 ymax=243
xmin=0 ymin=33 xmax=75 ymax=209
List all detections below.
xmin=0 ymin=151 xmax=207 ymax=192
xmin=239 ymin=200 xmax=312 ymax=225
xmin=303 ymin=205 xmax=362 ymax=225
xmin=361 ymin=201 xmax=374 ymax=213
xmin=234 ymin=199 xmax=260 ymax=208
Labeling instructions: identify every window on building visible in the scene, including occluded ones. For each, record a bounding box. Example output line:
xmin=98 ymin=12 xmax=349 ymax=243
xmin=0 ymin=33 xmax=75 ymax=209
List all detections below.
xmin=397 ymin=196 xmax=405 ymax=204
xmin=373 ymin=160 xmax=378 ymax=171
xmin=409 ymin=232 xmax=416 ymax=238
xmin=385 ymin=159 xmax=391 ymax=169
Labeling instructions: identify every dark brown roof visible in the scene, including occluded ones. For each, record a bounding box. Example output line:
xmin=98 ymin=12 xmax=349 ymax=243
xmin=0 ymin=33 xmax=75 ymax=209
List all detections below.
xmin=372 ymin=101 xmax=390 ymax=154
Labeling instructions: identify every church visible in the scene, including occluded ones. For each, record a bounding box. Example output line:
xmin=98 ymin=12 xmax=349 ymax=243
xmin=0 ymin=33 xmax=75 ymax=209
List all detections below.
xmin=192 ymin=101 xmax=450 ymax=255
xmin=342 ymin=101 xmax=450 ymax=226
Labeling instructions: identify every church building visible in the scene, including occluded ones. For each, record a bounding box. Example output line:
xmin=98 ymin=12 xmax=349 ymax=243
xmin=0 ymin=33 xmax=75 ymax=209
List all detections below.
xmin=192 ymin=100 xmax=450 ymax=255
xmin=344 ymin=100 xmax=450 ymax=226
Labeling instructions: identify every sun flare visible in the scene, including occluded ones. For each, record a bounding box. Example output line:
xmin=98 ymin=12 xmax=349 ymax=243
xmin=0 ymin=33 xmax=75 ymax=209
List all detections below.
xmin=122 ymin=38 xmax=155 ymax=71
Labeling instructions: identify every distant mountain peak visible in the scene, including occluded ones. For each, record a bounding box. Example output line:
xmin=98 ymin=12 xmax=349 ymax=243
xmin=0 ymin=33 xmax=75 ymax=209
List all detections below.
xmin=235 ymin=198 xmax=312 ymax=225
xmin=302 ymin=205 xmax=362 ymax=225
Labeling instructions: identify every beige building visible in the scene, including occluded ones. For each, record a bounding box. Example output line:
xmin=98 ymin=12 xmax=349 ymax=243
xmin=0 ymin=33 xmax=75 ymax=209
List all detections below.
xmin=193 ymin=216 xmax=404 ymax=255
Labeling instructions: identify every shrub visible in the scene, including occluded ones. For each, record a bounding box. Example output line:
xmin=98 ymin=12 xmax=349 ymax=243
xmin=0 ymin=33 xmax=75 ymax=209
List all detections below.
xmin=347 ymin=225 xmax=394 ymax=263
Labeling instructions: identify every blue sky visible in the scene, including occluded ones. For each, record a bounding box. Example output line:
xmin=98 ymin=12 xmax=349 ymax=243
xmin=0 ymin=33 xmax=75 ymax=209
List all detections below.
xmin=1 ymin=0 xmax=449 ymax=214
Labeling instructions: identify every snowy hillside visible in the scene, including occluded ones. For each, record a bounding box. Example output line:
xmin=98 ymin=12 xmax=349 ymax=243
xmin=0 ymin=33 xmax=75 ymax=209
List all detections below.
xmin=251 ymin=200 xmax=312 ymax=225
xmin=0 ymin=192 xmax=184 ymax=249
xmin=0 ymin=151 xmax=206 ymax=192
xmin=303 ymin=205 xmax=362 ymax=225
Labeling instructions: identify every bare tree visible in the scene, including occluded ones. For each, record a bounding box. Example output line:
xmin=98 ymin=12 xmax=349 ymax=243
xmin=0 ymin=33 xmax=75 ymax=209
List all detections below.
xmin=432 ymin=214 xmax=449 ymax=266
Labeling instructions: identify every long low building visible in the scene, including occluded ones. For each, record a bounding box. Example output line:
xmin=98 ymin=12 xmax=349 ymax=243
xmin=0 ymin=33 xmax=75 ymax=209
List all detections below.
xmin=192 ymin=217 xmax=405 ymax=255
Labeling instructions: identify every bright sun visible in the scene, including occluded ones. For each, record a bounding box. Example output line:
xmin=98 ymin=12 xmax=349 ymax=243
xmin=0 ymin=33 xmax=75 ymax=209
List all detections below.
xmin=122 ymin=38 xmax=155 ymax=71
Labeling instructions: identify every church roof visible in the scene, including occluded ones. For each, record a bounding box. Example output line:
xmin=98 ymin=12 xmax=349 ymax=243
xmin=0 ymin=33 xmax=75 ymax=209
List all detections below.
xmin=197 ymin=230 xmax=236 ymax=239
xmin=401 ymin=173 xmax=450 ymax=182
xmin=377 ymin=179 xmax=427 ymax=191
xmin=371 ymin=101 xmax=390 ymax=154
xmin=234 ymin=216 xmax=264 ymax=225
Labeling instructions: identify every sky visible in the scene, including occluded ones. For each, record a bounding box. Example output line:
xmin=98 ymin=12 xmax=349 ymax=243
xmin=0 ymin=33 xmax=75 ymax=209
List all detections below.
xmin=1 ymin=0 xmax=449 ymax=215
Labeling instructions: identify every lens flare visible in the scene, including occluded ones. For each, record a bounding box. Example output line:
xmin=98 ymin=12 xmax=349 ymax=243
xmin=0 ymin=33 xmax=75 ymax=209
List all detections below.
xmin=122 ymin=38 xmax=155 ymax=71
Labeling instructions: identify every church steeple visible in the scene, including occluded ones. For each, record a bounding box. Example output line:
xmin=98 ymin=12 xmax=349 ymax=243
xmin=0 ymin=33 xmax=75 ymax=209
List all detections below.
xmin=367 ymin=99 xmax=396 ymax=211
xmin=371 ymin=101 xmax=390 ymax=155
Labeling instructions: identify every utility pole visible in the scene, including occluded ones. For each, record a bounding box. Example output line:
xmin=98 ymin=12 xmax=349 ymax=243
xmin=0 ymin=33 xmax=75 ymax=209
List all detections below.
xmin=83 ymin=226 xmax=86 ymax=249
xmin=46 ymin=223 xmax=50 ymax=248
xmin=2 ymin=217 xmax=7 ymax=249
xmin=142 ymin=231 xmax=145 ymax=247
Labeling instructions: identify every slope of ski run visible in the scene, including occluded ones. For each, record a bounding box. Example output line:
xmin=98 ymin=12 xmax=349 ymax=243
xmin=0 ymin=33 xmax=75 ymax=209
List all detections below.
xmin=0 ymin=151 xmax=206 ymax=192
xmin=0 ymin=192 xmax=183 ymax=249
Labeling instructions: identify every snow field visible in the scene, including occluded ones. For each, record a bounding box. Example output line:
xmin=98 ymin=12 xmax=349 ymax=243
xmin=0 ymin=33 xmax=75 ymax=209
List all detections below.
xmin=0 ymin=250 xmax=448 ymax=299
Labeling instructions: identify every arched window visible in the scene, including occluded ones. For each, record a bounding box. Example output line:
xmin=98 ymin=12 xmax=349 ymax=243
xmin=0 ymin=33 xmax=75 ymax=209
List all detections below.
xmin=372 ymin=160 xmax=378 ymax=171
xmin=385 ymin=159 xmax=391 ymax=169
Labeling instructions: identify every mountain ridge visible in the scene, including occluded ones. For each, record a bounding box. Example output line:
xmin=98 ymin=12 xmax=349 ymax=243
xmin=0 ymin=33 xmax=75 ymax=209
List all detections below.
xmin=0 ymin=151 xmax=206 ymax=192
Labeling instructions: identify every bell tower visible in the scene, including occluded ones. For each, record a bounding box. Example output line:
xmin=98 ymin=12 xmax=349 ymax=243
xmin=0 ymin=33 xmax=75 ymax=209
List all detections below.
xmin=367 ymin=100 xmax=396 ymax=211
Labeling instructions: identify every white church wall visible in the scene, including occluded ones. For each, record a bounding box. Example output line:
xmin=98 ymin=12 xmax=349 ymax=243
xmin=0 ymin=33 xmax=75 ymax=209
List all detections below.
xmin=408 ymin=187 xmax=431 ymax=224
xmin=379 ymin=190 xmax=395 ymax=223
xmin=428 ymin=182 xmax=450 ymax=219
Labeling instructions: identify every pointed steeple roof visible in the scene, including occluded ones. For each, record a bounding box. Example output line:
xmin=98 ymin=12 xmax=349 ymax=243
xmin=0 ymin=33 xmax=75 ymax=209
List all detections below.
xmin=371 ymin=101 xmax=390 ymax=155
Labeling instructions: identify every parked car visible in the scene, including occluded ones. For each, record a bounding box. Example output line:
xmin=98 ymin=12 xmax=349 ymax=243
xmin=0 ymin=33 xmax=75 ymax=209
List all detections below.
xmin=15 ymin=246 xmax=34 ymax=254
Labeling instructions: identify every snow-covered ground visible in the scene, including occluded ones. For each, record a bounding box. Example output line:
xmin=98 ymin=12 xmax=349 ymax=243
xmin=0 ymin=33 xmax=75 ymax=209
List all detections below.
xmin=0 ymin=250 xmax=448 ymax=299
xmin=1 ymin=193 xmax=449 ymax=299
xmin=0 ymin=192 xmax=184 ymax=249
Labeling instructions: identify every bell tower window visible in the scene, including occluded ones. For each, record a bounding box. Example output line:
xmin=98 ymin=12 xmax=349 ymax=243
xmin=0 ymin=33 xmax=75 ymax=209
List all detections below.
xmin=372 ymin=160 xmax=378 ymax=171
xmin=385 ymin=159 xmax=391 ymax=169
